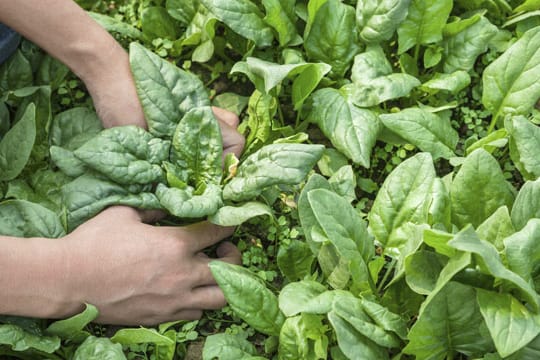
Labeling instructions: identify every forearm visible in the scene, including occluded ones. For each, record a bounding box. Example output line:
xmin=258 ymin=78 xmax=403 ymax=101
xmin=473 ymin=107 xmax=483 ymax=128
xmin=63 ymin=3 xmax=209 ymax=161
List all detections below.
xmin=0 ymin=235 xmax=80 ymax=318
xmin=0 ymin=0 xmax=119 ymax=81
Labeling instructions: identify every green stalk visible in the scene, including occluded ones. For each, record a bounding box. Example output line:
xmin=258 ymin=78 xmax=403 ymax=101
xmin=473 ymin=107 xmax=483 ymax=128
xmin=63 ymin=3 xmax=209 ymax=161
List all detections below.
xmin=377 ymin=257 xmax=397 ymax=294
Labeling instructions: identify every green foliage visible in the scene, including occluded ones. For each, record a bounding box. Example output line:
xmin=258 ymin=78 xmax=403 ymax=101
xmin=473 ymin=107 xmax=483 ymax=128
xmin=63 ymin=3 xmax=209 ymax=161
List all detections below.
xmin=2 ymin=0 xmax=540 ymax=359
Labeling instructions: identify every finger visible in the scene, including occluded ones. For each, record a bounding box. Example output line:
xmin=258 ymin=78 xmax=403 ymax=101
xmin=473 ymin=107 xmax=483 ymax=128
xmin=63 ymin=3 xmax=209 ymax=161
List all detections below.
xmin=181 ymin=221 xmax=236 ymax=253
xmin=216 ymin=242 xmax=242 ymax=265
xmin=189 ymin=285 xmax=227 ymax=310
xmin=220 ymin=121 xmax=245 ymax=158
xmin=212 ymin=106 xmax=239 ymax=127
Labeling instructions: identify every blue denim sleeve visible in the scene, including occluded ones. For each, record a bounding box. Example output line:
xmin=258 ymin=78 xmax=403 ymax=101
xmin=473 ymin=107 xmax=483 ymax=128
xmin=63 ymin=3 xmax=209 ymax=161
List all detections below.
xmin=0 ymin=23 xmax=21 ymax=65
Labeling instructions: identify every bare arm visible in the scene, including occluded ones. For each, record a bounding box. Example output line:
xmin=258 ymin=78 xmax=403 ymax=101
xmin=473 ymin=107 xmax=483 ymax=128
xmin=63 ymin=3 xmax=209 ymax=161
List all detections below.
xmin=0 ymin=0 xmax=146 ymax=128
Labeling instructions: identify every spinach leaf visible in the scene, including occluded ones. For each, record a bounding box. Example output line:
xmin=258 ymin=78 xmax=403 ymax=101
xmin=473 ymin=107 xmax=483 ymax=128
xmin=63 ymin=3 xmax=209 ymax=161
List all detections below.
xmin=156 ymin=183 xmax=222 ymax=218
xmin=0 ymin=200 xmax=65 ymax=238
xmin=482 ymin=26 xmax=540 ymax=127
xmin=511 ymin=178 xmax=540 ymax=230
xmin=477 ymin=206 xmax=515 ymax=250
xmin=304 ymin=0 xmax=360 ymax=76
xmin=278 ymin=314 xmax=328 ymax=360
xmin=379 ymin=108 xmax=458 ymax=160
xmin=74 ymin=126 xmax=169 ymax=185
xmin=262 ymin=0 xmax=300 ymax=47
xmin=507 ymin=116 xmax=540 ymax=180
xmin=504 ymin=219 xmax=540 ymax=285
xmin=477 ymin=290 xmax=540 ymax=358
xmin=276 ymin=240 xmax=315 ymax=282
xmin=0 ymin=324 xmax=60 ymax=354
xmin=397 ymin=0 xmax=453 ymax=54
xmin=404 ymin=282 xmax=495 ymax=359
xmin=199 ymin=0 xmax=274 ymax=47
xmin=209 ymin=261 xmax=285 ymax=336
xmin=171 ymin=106 xmax=222 ymax=186
xmin=209 ymin=201 xmax=273 ymax=226
xmin=223 ymin=143 xmax=324 ymax=202
xmin=50 ymin=107 xmax=102 ymax=150
xmin=72 ymin=336 xmax=126 ymax=360
xmin=141 ymin=6 xmax=179 ymax=40
xmin=0 ymin=103 xmax=36 ymax=181
xmin=129 ymin=42 xmax=210 ymax=138
xmin=450 ymin=149 xmax=515 ymax=228
xmin=368 ymin=152 xmax=435 ymax=246
xmin=309 ymin=88 xmax=381 ymax=168
xmin=356 ymin=0 xmax=411 ymax=44
xmin=202 ymin=333 xmax=264 ymax=360
xmin=46 ymin=304 xmax=98 ymax=342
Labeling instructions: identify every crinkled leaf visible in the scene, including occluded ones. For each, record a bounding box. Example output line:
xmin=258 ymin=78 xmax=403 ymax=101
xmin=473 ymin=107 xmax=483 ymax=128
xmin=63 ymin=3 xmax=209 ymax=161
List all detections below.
xmin=50 ymin=107 xmax=102 ymax=150
xmin=223 ymin=143 xmax=324 ymax=202
xmin=397 ymin=0 xmax=453 ymax=54
xmin=450 ymin=149 xmax=515 ymax=228
xmin=379 ymin=108 xmax=458 ymax=160
xmin=129 ymin=42 xmax=210 ymax=138
xmin=329 ymin=165 xmax=357 ymax=203
xmin=404 ymin=282 xmax=495 ymax=359
xmin=50 ymin=146 xmax=87 ymax=178
xmin=443 ymin=16 xmax=499 ymax=73
xmin=348 ymin=73 xmax=421 ymax=108
xmin=199 ymin=0 xmax=274 ymax=46
xmin=74 ymin=126 xmax=169 ymax=185
xmin=0 ymin=103 xmax=35 ymax=181
xmin=310 ymin=88 xmax=381 ymax=167
xmin=156 ymin=183 xmax=222 ymax=218
xmin=0 ymin=324 xmax=60 ymax=354
xmin=482 ymin=26 xmax=540 ymax=122
xmin=72 ymin=336 xmax=126 ymax=360
xmin=172 ymin=106 xmax=222 ymax=186
xmin=279 ymin=281 xmax=337 ymax=317
xmin=304 ymin=0 xmax=360 ymax=76
xmin=449 ymin=226 xmax=540 ymax=310
xmin=0 ymin=200 xmax=65 ymax=238
xmin=511 ymin=178 xmax=540 ymax=230
xmin=368 ymin=152 xmax=435 ymax=246
xmin=278 ymin=314 xmax=328 ymax=360
xmin=507 ymin=116 xmax=540 ymax=180
xmin=350 ymin=45 xmax=392 ymax=82
xmin=209 ymin=201 xmax=272 ymax=226
xmin=210 ymin=261 xmax=285 ymax=336
xmin=356 ymin=0 xmax=411 ymax=44
xmin=477 ymin=290 xmax=540 ymax=358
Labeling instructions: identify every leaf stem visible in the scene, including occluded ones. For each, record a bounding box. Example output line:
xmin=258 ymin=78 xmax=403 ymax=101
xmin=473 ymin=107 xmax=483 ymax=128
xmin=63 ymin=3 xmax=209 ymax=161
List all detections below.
xmin=377 ymin=257 xmax=397 ymax=294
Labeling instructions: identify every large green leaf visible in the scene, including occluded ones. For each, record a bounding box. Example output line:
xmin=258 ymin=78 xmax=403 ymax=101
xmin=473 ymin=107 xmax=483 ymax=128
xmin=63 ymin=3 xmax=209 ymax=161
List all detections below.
xmin=156 ymin=183 xmax=222 ymax=218
xmin=477 ymin=290 xmax=540 ymax=358
xmin=262 ymin=0 xmax=299 ymax=47
xmin=46 ymin=304 xmax=98 ymax=342
xmin=397 ymin=0 xmax=453 ymax=54
xmin=202 ymin=333 xmax=264 ymax=360
xmin=405 ymin=250 xmax=447 ymax=295
xmin=482 ymin=26 xmax=540 ymax=124
xmin=511 ymin=178 xmax=540 ymax=230
xmin=171 ymin=106 xmax=222 ymax=186
xmin=74 ymin=126 xmax=169 ymax=185
xmin=368 ymin=152 xmax=435 ymax=246
xmin=209 ymin=201 xmax=273 ymax=226
xmin=450 ymin=149 xmax=515 ymax=228
xmin=0 ymin=324 xmax=60 ymax=354
xmin=356 ymin=0 xmax=411 ymax=44
xmin=129 ymin=42 xmax=210 ymax=138
xmin=504 ymin=219 xmax=540 ymax=285
xmin=507 ymin=116 xmax=540 ymax=180
xmin=222 ymin=143 xmax=324 ymax=202
xmin=449 ymin=226 xmax=540 ymax=310
xmin=209 ymin=261 xmax=285 ymax=336
xmin=0 ymin=200 xmax=65 ymax=238
xmin=347 ymin=73 xmax=421 ymax=108
xmin=276 ymin=240 xmax=315 ymax=282
xmin=0 ymin=103 xmax=35 ymax=181
xmin=278 ymin=314 xmax=328 ymax=360
xmin=199 ymin=0 xmax=274 ymax=46
xmin=443 ymin=16 xmax=499 ymax=73
xmin=304 ymin=0 xmax=360 ymax=76
xmin=50 ymin=107 xmax=102 ymax=150
xmin=477 ymin=206 xmax=515 ymax=250
xmin=310 ymin=88 xmax=381 ymax=168
xmin=307 ymin=188 xmax=372 ymax=264
xmin=404 ymin=282 xmax=494 ymax=359
xmin=379 ymin=108 xmax=458 ymax=160
xmin=72 ymin=336 xmax=126 ymax=360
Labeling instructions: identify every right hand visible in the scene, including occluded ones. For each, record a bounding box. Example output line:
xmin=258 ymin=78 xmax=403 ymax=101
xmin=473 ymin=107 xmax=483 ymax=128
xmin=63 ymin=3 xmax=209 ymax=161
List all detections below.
xmin=59 ymin=206 xmax=241 ymax=326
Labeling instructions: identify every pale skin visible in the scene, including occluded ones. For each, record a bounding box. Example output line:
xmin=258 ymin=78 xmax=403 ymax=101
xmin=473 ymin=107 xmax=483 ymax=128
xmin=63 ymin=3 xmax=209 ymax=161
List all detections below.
xmin=0 ymin=0 xmax=245 ymax=325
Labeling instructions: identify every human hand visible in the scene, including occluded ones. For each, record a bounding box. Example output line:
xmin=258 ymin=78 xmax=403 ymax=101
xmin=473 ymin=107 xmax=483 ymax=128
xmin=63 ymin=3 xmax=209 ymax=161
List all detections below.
xmin=59 ymin=206 xmax=241 ymax=326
